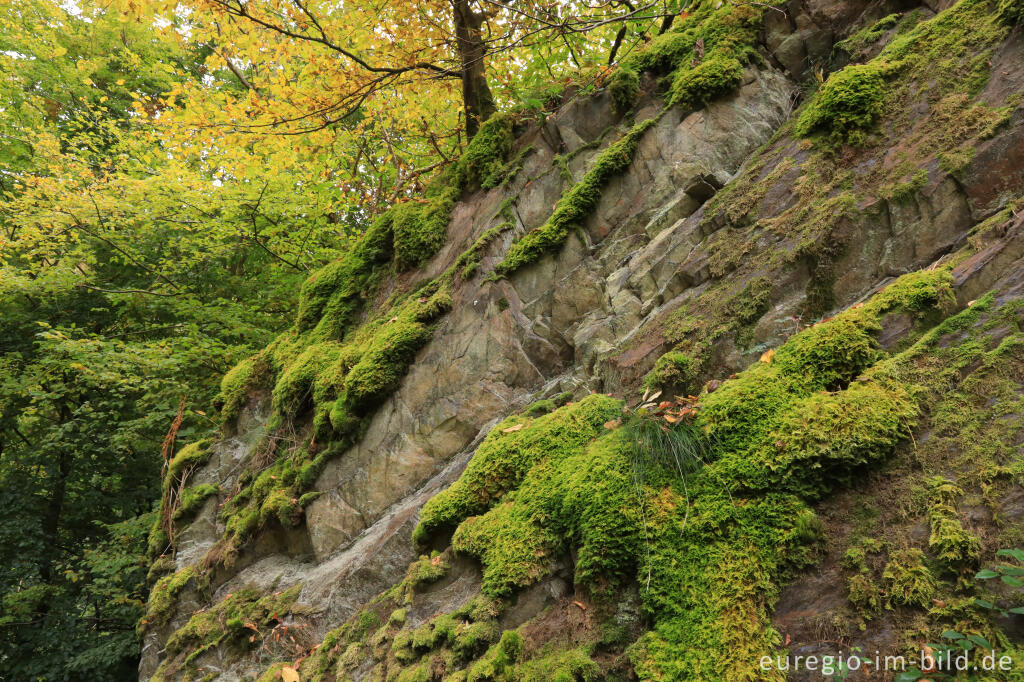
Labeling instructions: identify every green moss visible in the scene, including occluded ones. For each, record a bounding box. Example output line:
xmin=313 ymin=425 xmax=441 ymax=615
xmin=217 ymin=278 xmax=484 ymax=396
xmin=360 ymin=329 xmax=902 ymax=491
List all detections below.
xmin=172 ymin=484 xmax=219 ymax=522
xmin=514 ymin=646 xmax=601 ymax=681
xmin=154 ymin=585 xmax=301 ymax=679
xmin=466 ymin=630 xmax=524 ymax=681
xmin=669 ymin=53 xmax=743 ymax=109
xmin=216 ymin=354 xmax=266 ymax=424
xmin=795 ymin=63 xmax=887 ymax=146
xmin=491 ymin=117 xmax=658 ymax=279
xmin=834 ymin=13 xmax=900 ymax=54
xmin=402 ymin=552 xmax=449 ymax=601
xmin=609 ymin=66 xmax=640 ymax=113
xmin=879 ymin=167 xmax=929 ymax=202
xmin=848 ymin=574 xmax=882 ymax=616
xmin=643 ymin=351 xmax=698 ymax=393
xmin=413 ymin=394 xmax=622 ymax=545
xmin=926 ymin=477 xmax=982 ymax=568
xmin=997 ymin=0 xmax=1024 ymax=25
xmin=883 ymin=548 xmax=937 ymax=607
xmin=141 ymin=565 xmax=211 ymax=631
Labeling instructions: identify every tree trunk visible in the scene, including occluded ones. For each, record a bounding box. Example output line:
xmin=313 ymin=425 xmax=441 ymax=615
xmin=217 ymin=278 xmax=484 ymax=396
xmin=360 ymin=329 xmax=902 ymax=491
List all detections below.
xmin=452 ymin=0 xmax=496 ymax=139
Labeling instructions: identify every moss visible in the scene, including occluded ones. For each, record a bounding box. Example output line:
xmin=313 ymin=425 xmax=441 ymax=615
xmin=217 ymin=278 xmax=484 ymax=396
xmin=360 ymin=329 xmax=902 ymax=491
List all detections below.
xmin=795 ymin=63 xmax=887 ymax=146
xmin=879 ymin=167 xmax=929 ymax=202
xmin=848 ymin=574 xmax=882 ymax=616
xmin=402 ymin=552 xmax=449 ymax=601
xmin=216 ymin=354 xmax=265 ymax=424
xmin=883 ymin=548 xmax=937 ymax=607
xmin=926 ymin=477 xmax=982 ymax=568
xmin=413 ymin=394 xmax=622 ymax=546
xmin=513 ymin=646 xmax=601 ymax=681
xmin=172 ymin=483 xmax=219 ymax=522
xmin=669 ymin=53 xmax=743 ymax=110
xmin=490 ymin=117 xmax=658 ymax=279
xmin=643 ymin=351 xmax=698 ymax=393
xmin=609 ymin=66 xmax=640 ymax=113
xmin=466 ymin=630 xmax=524 ymax=681
xmin=834 ymin=13 xmax=900 ymax=55
xmin=454 ymin=222 xmax=513 ymax=280
xmin=997 ymin=0 xmax=1023 ymax=25
xmin=141 ymin=565 xmax=211 ymax=631
xmin=155 ymin=585 xmax=302 ymax=679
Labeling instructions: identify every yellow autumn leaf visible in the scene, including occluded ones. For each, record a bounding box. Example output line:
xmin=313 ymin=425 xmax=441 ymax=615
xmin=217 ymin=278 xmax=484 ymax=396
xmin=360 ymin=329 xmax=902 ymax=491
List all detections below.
xmin=759 ymin=348 xmax=775 ymax=364
xmin=281 ymin=666 xmax=300 ymax=682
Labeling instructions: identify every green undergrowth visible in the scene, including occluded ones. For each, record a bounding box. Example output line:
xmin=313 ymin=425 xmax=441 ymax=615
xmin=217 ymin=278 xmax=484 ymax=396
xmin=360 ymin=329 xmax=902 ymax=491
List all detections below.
xmin=150 ymin=585 xmax=302 ymax=682
xmin=490 ymin=116 xmax=658 ymax=279
xmin=608 ymin=0 xmax=761 ymax=112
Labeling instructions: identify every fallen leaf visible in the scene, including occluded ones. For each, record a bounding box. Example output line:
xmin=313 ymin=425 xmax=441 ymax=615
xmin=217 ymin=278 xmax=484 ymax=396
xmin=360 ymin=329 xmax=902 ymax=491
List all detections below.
xmin=604 ymin=419 xmax=621 ymax=430
xmin=281 ymin=666 xmax=300 ymax=682
xmin=663 ymin=414 xmax=678 ymax=423
xmin=658 ymin=401 xmax=673 ymax=409
xmin=648 ymin=389 xmax=662 ymax=402
xmin=705 ymin=379 xmax=721 ymax=393
xmin=571 ymin=600 xmax=587 ymax=610
xmin=759 ymin=348 xmax=775 ymax=363
xmin=502 ymin=423 xmax=524 ymax=433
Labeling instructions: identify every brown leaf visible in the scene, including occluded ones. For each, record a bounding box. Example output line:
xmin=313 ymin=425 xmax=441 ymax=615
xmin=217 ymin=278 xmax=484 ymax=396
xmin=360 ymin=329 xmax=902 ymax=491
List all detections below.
xmin=663 ymin=414 xmax=678 ymax=423
xmin=571 ymin=600 xmax=587 ymax=610
xmin=705 ymin=379 xmax=721 ymax=393
xmin=658 ymin=401 xmax=673 ymax=409
xmin=502 ymin=423 xmax=524 ymax=433
xmin=604 ymin=419 xmax=621 ymax=430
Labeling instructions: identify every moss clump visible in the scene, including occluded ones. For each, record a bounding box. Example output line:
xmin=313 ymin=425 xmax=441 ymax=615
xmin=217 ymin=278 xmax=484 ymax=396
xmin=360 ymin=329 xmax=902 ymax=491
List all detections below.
xmin=883 ymin=548 xmax=937 ymax=607
xmin=609 ymin=66 xmax=640 ymax=113
xmin=697 ymin=270 xmax=956 ymax=498
xmin=216 ymin=354 xmax=267 ymax=424
xmin=401 ymin=552 xmax=449 ymax=602
xmin=172 ymin=484 xmax=219 ymax=522
xmin=669 ymin=53 xmax=744 ymax=109
xmin=795 ymin=63 xmax=887 ymax=146
xmin=154 ymin=585 xmax=302 ymax=680
xmin=491 ymin=117 xmax=658 ymax=279
xmin=833 ymin=13 xmax=900 ymax=55
xmin=140 ymin=565 xmax=211 ymax=631
xmin=607 ymin=0 xmax=760 ymax=113
xmin=643 ymin=351 xmax=698 ymax=393
xmin=926 ymin=477 xmax=982 ymax=568
xmin=413 ymin=394 xmax=622 ymax=545
xmin=997 ymin=0 xmax=1023 ymax=25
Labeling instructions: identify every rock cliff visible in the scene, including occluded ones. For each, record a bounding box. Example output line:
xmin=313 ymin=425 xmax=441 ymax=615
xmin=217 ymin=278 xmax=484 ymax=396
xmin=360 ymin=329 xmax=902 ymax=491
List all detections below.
xmin=140 ymin=0 xmax=1024 ymax=679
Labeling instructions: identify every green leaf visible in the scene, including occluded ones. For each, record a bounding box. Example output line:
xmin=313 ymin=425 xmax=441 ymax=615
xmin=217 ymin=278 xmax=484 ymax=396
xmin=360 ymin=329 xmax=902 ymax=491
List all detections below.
xmin=895 ymin=670 xmax=923 ymax=681
xmin=975 ymin=569 xmax=1000 ymax=579
xmin=1008 ymin=606 xmax=1024 ymax=615
xmin=966 ymin=634 xmax=992 ymax=650
xmin=941 ymin=630 xmax=964 ymax=640
xmin=996 ymin=548 xmax=1024 ymax=562
xmin=1001 ymin=575 xmax=1024 ymax=587
xmin=974 ymin=599 xmax=996 ymax=609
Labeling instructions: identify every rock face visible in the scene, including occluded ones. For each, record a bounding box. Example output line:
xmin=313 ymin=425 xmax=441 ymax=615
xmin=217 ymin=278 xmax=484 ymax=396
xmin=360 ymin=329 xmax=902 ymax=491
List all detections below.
xmin=141 ymin=1 xmax=1024 ymax=680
